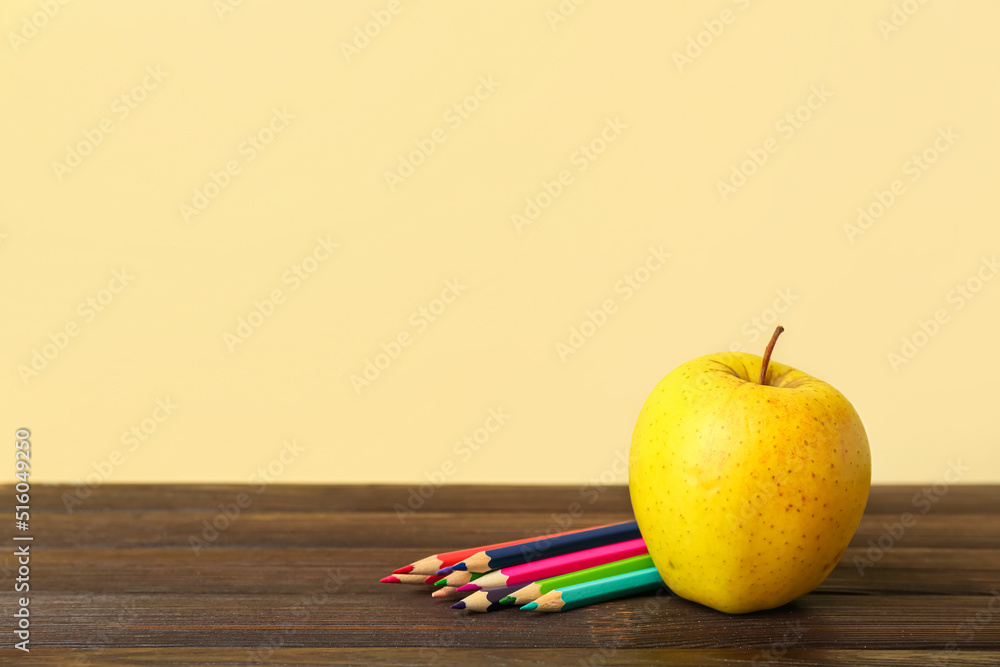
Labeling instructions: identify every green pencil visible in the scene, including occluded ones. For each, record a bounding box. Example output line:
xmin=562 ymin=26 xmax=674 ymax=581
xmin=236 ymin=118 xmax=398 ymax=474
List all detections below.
xmin=500 ymin=554 xmax=653 ymax=605
xmin=521 ymin=566 xmax=664 ymax=612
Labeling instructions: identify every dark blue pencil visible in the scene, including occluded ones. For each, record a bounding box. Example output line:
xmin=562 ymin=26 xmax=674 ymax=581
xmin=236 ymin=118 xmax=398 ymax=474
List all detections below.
xmin=451 ymin=520 xmax=640 ymax=573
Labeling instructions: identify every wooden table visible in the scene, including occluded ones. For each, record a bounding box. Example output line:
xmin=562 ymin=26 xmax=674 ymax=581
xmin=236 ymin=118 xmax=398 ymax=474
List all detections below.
xmin=1 ymin=484 xmax=998 ymax=665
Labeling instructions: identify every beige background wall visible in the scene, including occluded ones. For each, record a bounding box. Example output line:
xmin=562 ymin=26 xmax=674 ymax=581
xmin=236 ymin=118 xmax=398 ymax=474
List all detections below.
xmin=3 ymin=1 xmax=998 ymax=487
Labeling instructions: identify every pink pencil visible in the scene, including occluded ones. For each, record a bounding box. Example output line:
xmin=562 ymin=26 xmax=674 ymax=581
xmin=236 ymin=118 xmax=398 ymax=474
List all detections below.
xmin=456 ymin=538 xmax=647 ymax=592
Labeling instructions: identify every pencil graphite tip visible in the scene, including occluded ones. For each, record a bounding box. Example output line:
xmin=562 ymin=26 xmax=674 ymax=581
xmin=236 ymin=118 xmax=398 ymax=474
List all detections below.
xmin=521 ymin=602 xmax=538 ymax=611
xmin=450 ymin=601 xmax=466 ymax=610
xmin=433 ymin=578 xmax=448 ymax=587
xmin=379 ymin=576 xmax=399 ymax=584
xmin=499 ymin=596 xmax=515 ymax=605
xmin=424 ymin=575 xmax=443 ymax=584
xmin=456 ymin=584 xmax=480 ymax=592
xmin=431 ymin=588 xmax=449 ymax=598
xmin=391 ymin=565 xmax=414 ymax=574
xmin=451 ymin=563 xmax=468 ymax=571
xmin=436 ymin=567 xmax=454 ymax=575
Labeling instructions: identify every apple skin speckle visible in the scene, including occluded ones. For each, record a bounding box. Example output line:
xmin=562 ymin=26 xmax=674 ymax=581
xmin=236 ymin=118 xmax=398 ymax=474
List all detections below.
xmin=627 ymin=350 xmax=872 ymax=614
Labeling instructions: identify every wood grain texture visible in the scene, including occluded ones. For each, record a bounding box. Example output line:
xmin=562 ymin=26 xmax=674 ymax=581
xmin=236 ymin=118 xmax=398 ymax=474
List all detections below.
xmin=16 ymin=483 xmax=1000 ymax=513
xmin=0 ymin=484 xmax=997 ymax=665
xmin=1 ymin=648 xmax=998 ymax=666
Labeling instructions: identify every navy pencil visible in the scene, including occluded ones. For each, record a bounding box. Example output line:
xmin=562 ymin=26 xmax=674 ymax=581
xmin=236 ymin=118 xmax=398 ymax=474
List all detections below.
xmin=450 ymin=584 xmax=524 ymax=612
xmin=451 ymin=520 xmax=641 ymax=573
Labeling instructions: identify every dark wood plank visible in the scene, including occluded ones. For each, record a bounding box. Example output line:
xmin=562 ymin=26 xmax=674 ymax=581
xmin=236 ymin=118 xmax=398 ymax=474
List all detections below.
xmin=7 ymin=483 xmax=1000 ymax=514
xmin=3 ymin=483 xmax=635 ymax=514
xmin=1 ymin=648 xmax=998 ymax=666
xmin=822 ymin=547 xmax=1000 ymax=595
xmin=2 ymin=592 xmax=999 ymax=649
xmin=12 ymin=510 xmax=999 ymax=549
xmin=2 ymin=483 xmax=997 ymax=662
xmin=6 ymin=511 xmax=632 ymax=549
xmin=6 ymin=547 xmax=998 ymax=596
xmin=852 ymin=513 xmax=1000 ymax=548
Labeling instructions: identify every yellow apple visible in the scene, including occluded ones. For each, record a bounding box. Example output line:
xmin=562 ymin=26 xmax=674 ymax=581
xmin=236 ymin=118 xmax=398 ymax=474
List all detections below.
xmin=628 ymin=327 xmax=871 ymax=613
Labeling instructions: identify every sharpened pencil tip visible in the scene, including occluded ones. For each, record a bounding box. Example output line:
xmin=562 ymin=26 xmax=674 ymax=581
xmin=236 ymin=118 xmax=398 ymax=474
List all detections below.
xmin=499 ymin=596 xmax=515 ymax=605
xmin=450 ymin=601 xmax=466 ymax=609
xmin=436 ymin=567 xmax=454 ymax=575
xmin=379 ymin=576 xmax=399 ymax=584
xmin=451 ymin=563 xmax=468 ymax=571
xmin=456 ymin=584 xmax=480 ymax=592
xmin=433 ymin=578 xmax=448 ymax=587
xmin=521 ymin=602 xmax=538 ymax=611
xmin=391 ymin=565 xmax=414 ymax=574
xmin=431 ymin=589 xmax=448 ymax=598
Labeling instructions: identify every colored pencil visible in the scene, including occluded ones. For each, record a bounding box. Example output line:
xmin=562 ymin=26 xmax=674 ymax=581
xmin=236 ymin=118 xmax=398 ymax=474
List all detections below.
xmin=379 ymin=573 xmax=446 ymax=585
xmin=434 ymin=570 xmax=484 ymax=587
xmin=457 ymin=538 xmax=648 ymax=592
xmin=452 ymin=520 xmax=641 ymax=573
xmin=500 ymin=554 xmax=654 ymax=605
xmin=393 ymin=522 xmax=625 ymax=574
xmin=431 ymin=586 xmax=463 ymax=599
xmin=450 ymin=585 xmax=524 ymax=612
xmin=521 ymin=566 xmax=664 ymax=612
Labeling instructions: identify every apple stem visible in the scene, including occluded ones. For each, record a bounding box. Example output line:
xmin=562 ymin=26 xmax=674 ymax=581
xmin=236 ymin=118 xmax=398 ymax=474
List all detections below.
xmin=759 ymin=326 xmax=785 ymax=385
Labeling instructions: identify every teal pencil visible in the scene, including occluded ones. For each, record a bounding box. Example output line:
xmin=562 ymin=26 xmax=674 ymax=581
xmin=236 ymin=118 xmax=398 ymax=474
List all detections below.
xmin=501 ymin=554 xmax=654 ymax=605
xmin=521 ymin=566 xmax=664 ymax=612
